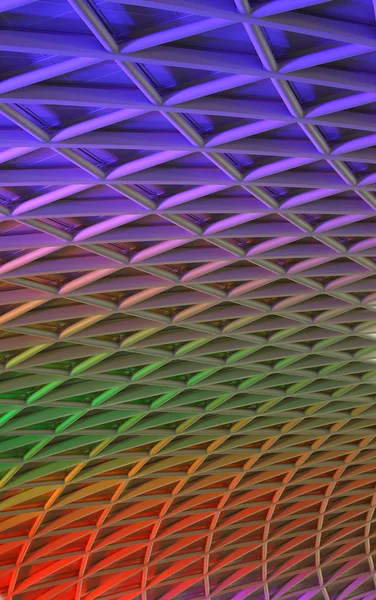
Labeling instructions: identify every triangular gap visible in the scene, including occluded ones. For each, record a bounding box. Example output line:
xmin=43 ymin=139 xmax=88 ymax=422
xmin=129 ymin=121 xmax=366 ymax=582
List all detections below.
xmin=136 ymin=359 xmax=204 ymax=382
xmin=135 ymin=454 xmax=199 ymax=477
xmin=120 ymin=285 xmax=214 ymax=312
xmin=289 ymin=464 xmax=340 ymax=486
xmin=0 ymin=216 xmax=69 ymax=241
xmin=325 ymin=236 xmax=370 ymax=252
xmin=138 ymin=61 xmax=224 ymax=92
xmin=128 ymin=410 xmax=191 ymax=435
xmin=301 ymin=0 xmax=375 ymax=25
xmin=174 ymin=112 xmax=251 ymax=138
xmin=253 ymin=255 xmax=322 ymax=274
xmin=188 ymin=259 xmax=271 ymax=282
xmin=238 ymin=278 xmax=316 ymax=299
xmin=286 ymin=159 xmax=340 ymax=174
xmin=331 ymin=215 xmax=376 ymax=232
xmin=267 ymin=554 xmax=316 ymax=578
xmin=185 ymin=471 xmax=246 ymax=494
xmin=153 ymin=581 xmax=206 ymax=600
xmin=113 ymin=2 xmax=204 ymax=38
xmin=177 ymin=300 xmax=261 ymax=323
xmin=208 ymin=214 xmax=302 ymax=238
xmin=4 ymin=245 xmax=118 ymax=281
xmin=305 ymin=88 xmax=375 ymax=119
xmin=0 ymin=436 xmax=51 ymax=461
xmin=85 ymin=212 xmax=188 ymax=241
xmin=48 ymin=60 xmax=138 ymax=89
xmin=47 ymin=104 xmax=124 ymax=133
xmin=336 ymin=275 xmax=376 ymax=294
xmin=293 ymin=212 xmax=341 ymax=230
xmin=205 ymin=118 xmax=291 ymax=149
xmin=243 ymin=158 xmax=320 ymax=186
xmin=100 ymin=110 xmax=178 ymax=133
xmin=131 ymin=0 xmax=236 ymax=32
xmin=246 ymin=239 xmax=336 ymax=259
xmin=283 ymin=295 xmax=352 ymax=312
xmin=0 ymin=148 xmax=65 ymax=172
xmin=263 ymin=26 xmax=344 ymax=62
xmin=319 ymin=538 xmax=367 ymax=569
xmin=267 ymin=532 xmax=319 ymax=558
xmin=151 ymin=554 xmax=204 ymax=579
xmin=40 ymin=507 xmax=107 ymax=537
xmin=20 ymin=342 xmax=101 ymax=370
xmin=157 ymin=151 xmax=218 ymax=170
xmin=0 ymin=108 xmax=35 ymax=144
xmin=182 ymin=20 xmax=253 ymax=47
xmin=328 ymin=52 xmax=376 ymax=78
xmin=0 ymin=539 xmax=36 ymax=569
xmin=299 ymin=259 xmax=367 ymax=277
xmin=325 ymin=337 xmax=376 ymax=354
xmin=218 ymin=77 xmax=284 ymax=102
xmin=282 ymin=190 xmax=370 ymax=216
xmin=313 ymin=307 xmax=375 ymax=325
xmin=53 ymin=480 xmax=122 ymax=509
xmin=345 ymin=99 xmax=376 ymax=119
xmin=283 ymin=78 xmax=317 ymax=106
xmin=246 ymin=123 xmax=308 ymax=142
xmin=153 ymin=537 xmax=207 ymax=562
xmin=136 ymin=239 xmax=234 ymax=266
xmin=0 ymin=54 xmax=70 ymax=87
xmin=327 ymin=578 xmax=375 ymax=600
xmin=86 ymin=548 xmax=146 ymax=580
xmin=106 ymin=499 xmax=165 ymax=530
xmin=19 ymin=185 xmax=148 ymax=220
xmin=84 ymin=351 xmax=165 ymax=376
xmin=75 ymin=146 xmax=144 ymax=171
xmin=278 ymin=326 xmax=339 ymax=343
xmin=63 ymin=265 xmax=171 ymax=296
xmin=0 ymin=373 xmax=56 ymax=398
xmin=77 ymin=123 xmax=189 ymax=172
xmin=65 ymin=315 xmax=161 ymax=343
xmin=124 ymin=12 xmax=209 ymax=47
xmin=73 ymin=456 xmax=143 ymax=483
xmin=37 ymin=245 xmax=107 ymax=262
xmin=159 ymin=186 xmax=268 ymax=215
xmin=100 ymin=435 xmax=169 ymax=459
xmin=2 ymin=406 xmax=79 ymax=435
xmin=240 ymin=467 xmax=290 ymax=490
xmin=18 ymin=556 xmax=83 ymax=587
xmin=170 ymin=22 xmax=258 ymax=57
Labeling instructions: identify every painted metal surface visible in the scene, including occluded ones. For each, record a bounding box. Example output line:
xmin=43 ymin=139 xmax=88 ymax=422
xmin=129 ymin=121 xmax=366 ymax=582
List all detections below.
xmin=0 ymin=1 xmax=376 ymax=599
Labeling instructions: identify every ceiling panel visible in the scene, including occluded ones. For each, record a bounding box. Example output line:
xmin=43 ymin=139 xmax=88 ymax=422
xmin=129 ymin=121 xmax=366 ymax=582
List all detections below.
xmin=1 ymin=1 xmax=376 ymax=600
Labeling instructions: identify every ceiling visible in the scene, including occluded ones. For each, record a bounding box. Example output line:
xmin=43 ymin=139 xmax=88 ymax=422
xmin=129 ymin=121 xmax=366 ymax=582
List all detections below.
xmin=2 ymin=0 xmax=376 ymax=599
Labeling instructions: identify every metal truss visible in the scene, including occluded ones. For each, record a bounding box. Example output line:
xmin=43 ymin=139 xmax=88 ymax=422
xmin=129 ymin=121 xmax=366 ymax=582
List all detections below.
xmin=2 ymin=0 xmax=376 ymax=599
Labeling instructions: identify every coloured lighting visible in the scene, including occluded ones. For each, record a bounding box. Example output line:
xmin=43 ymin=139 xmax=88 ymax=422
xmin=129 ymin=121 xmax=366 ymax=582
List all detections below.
xmin=0 ymin=1 xmax=376 ymax=600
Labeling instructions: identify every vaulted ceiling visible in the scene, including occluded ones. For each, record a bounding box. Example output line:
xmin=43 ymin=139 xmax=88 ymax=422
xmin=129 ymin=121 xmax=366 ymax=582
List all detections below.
xmin=1 ymin=0 xmax=376 ymax=599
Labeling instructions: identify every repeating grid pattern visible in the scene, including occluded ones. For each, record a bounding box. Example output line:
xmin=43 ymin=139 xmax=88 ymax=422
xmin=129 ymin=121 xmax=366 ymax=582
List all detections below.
xmin=3 ymin=0 xmax=376 ymax=599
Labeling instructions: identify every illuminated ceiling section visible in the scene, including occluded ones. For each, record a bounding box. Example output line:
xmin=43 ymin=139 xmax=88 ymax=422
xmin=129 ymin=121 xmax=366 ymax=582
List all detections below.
xmin=2 ymin=0 xmax=376 ymax=599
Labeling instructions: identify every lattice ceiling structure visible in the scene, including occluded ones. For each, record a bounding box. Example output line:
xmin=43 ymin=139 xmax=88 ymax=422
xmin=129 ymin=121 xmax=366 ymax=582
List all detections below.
xmin=5 ymin=0 xmax=376 ymax=599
